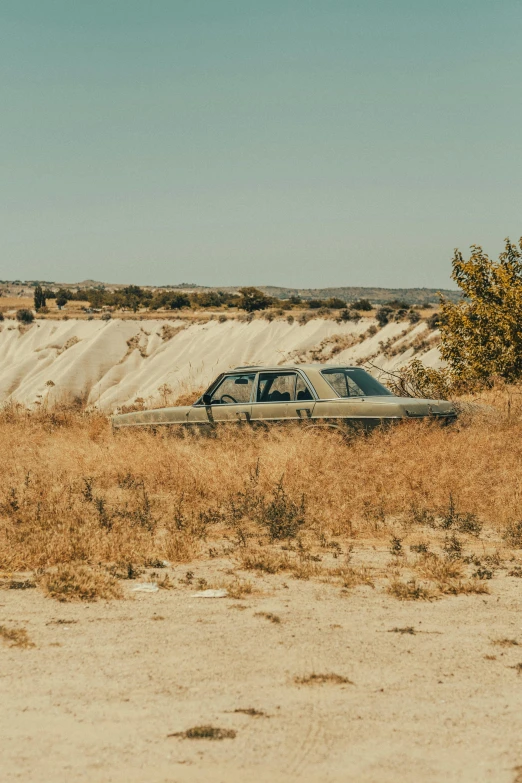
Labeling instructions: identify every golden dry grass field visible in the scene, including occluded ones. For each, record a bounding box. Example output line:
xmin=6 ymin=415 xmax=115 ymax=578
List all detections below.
xmin=2 ymin=392 xmax=522 ymax=782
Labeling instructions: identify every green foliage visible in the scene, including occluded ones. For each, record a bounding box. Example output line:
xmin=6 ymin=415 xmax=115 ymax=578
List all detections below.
xmin=353 ymin=298 xmax=372 ymax=311
xmin=376 ymin=306 xmax=392 ymax=326
xmin=16 ymin=308 xmax=34 ymax=324
xmin=326 ymin=297 xmax=346 ymax=309
xmin=238 ymin=287 xmax=272 ymax=312
xmin=34 ymin=285 xmax=46 ymax=311
xmin=440 ymin=237 xmax=522 ymax=383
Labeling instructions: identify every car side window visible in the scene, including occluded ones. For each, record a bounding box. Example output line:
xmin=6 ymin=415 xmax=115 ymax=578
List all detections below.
xmin=257 ymin=372 xmax=297 ymax=402
xmin=210 ymin=374 xmax=255 ymax=404
xmin=322 ymin=370 xmax=365 ymax=397
xmin=295 ymin=375 xmax=314 ymax=401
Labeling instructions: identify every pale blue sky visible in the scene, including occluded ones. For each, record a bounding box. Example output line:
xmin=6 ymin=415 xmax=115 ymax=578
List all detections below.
xmin=1 ymin=1 xmax=521 ymax=287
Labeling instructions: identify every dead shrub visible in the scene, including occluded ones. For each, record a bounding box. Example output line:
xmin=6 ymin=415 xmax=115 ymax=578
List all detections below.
xmin=0 ymin=625 xmax=35 ymax=649
xmin=504 ymin=521 xmax=522 ymax=548
xmin=331 ymin=565 xmax=375 ymax=589
xmin=295 ymin=673 xmax=353 ymax=685
xmin=437 ymin=578 xmax=489 ymax=596
xmin=387 ymin=578 xmax=433 ymax=601
xmin=41 ymin=564 xmax=123 ymax=602
xmin=239 ymin=547 xmax=289 ymax=574
xmin=168 ymin=725 xmax=236 ymax=740
xmin=255 ymin=611 xmax=281 ymax=624
xmin=415 ymin=553 xmax=464 ymax=582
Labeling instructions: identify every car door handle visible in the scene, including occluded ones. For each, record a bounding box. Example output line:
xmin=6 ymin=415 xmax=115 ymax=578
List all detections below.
xmin=296 ymin=408 xmax=312 ymax=419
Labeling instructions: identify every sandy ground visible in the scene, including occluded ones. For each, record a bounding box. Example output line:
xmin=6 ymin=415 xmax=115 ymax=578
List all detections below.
xmin=2 ymin=559 xmax=522 ymax=783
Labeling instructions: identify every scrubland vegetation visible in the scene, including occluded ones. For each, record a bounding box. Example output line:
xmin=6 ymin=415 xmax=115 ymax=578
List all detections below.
xmin=1 ymin=382 xmax=521 ymax=601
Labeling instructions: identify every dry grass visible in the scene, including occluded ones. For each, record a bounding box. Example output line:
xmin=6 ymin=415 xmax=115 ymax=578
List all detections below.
xmin=387 ymin=578 xmax=434 ymax=601
xmin=332 ymin=564 xmax=375 ymax=589
xmin=492 ymin=638 xmax=520 ymax=648
xmin=1 ymin=386 xmax=522 ymax=601
xmin=168 ymin=725 xmax=237 ymax=740
xmin=255 ymin=611 xmax=282 ymax=624
xmin=239 ymin=547 xmax=290 ymax=574
xmin=295 ymin=673 xmax=353 ymax=685
xmin=40 ymin=564 xmax=123 ymax=602
xmin=0 ymin=625 xmax=35 ymax=648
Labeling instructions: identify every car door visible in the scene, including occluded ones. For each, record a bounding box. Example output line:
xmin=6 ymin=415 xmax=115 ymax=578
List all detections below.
xmin=250 ymin=371 xmax=315 ymax=422
xmin=311 ymin=367 xmax=368 ymax=424
xmin=207 ymin=373 xmax=254 ymax=424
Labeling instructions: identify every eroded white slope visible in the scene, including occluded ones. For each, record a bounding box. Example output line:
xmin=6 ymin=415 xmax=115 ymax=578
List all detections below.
xmin=0 ymin=318 xmax=442 ymax=411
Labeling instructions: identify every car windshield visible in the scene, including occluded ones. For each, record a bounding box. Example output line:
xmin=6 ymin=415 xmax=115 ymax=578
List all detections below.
xmin=209 ymin=374 xmax=255 ymax=404
xmin=321 ymin=368 xmax=393 ymax=398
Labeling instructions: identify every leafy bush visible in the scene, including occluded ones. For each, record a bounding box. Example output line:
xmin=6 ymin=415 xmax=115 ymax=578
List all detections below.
xmin=326 ymin=297 xmax=346 ymax=309
xmin=238 ymin=287 xmax=272 ymax=312
xmin=337 ymin=308 xmax=360 ymax=322
xmin=16 ymin=308 xmax=34 ymax=324
xmin=169 ymin=293 xmax=191 ymax=310
xmin=440 ymin=237 xmax=522 ymax=383
xmin=376 ymin=306 xmax=392 ymax=326
xmin=353 ymin=298 xmax=372 ymax=311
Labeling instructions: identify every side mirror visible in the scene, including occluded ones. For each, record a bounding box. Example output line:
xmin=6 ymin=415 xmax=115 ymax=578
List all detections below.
xmin=202 ymin=393 xmax=212 ymax=406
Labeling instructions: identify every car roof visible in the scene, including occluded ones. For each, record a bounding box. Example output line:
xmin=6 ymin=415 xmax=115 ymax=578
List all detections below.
xmin=230 ymin=364 xmax=358 ymax=372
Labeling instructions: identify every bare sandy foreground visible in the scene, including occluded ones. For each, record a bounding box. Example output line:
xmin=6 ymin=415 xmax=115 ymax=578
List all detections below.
xmin=2 ymin=558 xmax=522 ymax=783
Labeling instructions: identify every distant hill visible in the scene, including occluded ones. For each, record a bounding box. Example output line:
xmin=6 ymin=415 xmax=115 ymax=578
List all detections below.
xmin=254 ymin=286 xmax=461 ymax=305
xmin=2 ymin=280 xmax=461 ymax=305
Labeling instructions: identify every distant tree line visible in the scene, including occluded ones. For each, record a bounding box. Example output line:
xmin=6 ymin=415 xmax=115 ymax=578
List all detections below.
xmin=31 ymin=284 xmax=436 ymax=326
xmin=31 ymin=284 xmax=381 ymax=314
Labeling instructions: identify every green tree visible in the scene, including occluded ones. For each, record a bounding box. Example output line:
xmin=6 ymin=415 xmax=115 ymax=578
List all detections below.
xmin=169 ymin=293 xmax=191 ymax=310
xmin=440 ymin=237 xmax=522 ymax=383
xmin=238 ymin=287 xmax=272 ymax=312
xmin=34 ymin=285 xmax=46 ymax=311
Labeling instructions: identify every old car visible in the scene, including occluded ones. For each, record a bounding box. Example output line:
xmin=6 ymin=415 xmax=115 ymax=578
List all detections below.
xmin=112 ymin=364 xmax=457 ymax=431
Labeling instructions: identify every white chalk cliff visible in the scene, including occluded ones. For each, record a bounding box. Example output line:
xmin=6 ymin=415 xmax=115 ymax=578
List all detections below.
xmin=0 ymin=317 xmax=442 ymax=411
